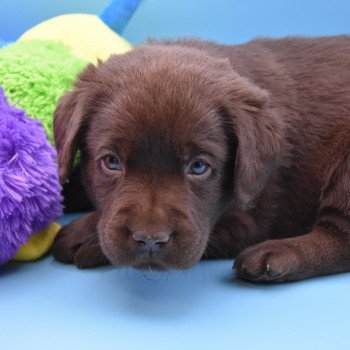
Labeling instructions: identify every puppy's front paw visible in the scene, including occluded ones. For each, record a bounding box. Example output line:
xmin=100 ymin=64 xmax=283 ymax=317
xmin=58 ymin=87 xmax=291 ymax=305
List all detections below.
xmin=52 ymin=213 xmax=110 ymax=269
xmin=234 ymin=240 xmax=300 ymax=283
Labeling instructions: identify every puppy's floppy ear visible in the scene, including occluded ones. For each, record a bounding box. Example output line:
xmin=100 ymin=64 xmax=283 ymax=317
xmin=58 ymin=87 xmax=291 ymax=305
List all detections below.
xmin=222 ymin=74 xmax=284 ymax=210
xmin=54 ymin=64 xmax=97 ymax=184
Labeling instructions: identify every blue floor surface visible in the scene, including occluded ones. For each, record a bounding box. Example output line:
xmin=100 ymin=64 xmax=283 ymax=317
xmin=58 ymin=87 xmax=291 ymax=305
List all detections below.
xmin=1 ymin=213 xmax=350 ymax=350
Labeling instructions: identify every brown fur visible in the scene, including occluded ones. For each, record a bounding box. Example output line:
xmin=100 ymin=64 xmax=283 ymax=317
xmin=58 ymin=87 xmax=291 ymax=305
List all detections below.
xmin=53 ymin=36 xmax=350 ymax=282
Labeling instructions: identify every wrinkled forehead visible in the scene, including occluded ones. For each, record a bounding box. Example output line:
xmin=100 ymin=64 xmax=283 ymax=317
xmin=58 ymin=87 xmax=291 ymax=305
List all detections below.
xmin=86 ymin=81 xmax=227 ymax=169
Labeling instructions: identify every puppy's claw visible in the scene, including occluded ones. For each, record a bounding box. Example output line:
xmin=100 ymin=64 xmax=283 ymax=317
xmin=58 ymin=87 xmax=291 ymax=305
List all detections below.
xmin=234 ymin=240 xmax=299 ymax=283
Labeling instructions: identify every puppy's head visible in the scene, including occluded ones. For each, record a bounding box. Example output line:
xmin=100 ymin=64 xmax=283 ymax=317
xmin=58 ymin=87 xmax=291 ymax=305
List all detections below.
xmin=54 ymin=43 xmax=283 ymax=270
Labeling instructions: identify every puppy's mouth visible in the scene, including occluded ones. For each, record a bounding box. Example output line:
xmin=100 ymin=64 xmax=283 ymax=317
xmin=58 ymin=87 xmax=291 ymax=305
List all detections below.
xmin=131 ymin=251 xmax=169 ymax=271
xmin=106 ymin=247 xmax=200 ymax=271
xmin=133 ymin=261 xmax=168 ymax=271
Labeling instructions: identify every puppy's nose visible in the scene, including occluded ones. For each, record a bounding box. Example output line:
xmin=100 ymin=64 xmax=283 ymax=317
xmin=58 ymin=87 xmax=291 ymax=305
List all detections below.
xmin=132 ymin=231 xmax=170 ymax=250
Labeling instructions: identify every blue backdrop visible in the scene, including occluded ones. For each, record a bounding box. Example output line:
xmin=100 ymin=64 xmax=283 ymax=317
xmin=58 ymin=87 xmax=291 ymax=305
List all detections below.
xmin=0 ymin=0 xmax=349 ymax=44
xmin=0 ymin=1 xmax=350 ymax=350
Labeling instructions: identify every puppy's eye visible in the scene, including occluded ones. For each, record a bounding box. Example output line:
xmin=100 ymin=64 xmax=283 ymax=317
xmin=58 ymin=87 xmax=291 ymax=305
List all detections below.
xmin=188 ymin=159 xmax=210 ymax=175
xmin=102 ymin=155 xmax=122 ymax=171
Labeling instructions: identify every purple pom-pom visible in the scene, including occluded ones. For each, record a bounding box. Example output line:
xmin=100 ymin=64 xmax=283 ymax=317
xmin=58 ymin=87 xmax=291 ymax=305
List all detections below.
xmin=0 ymin=87 xmax=63 ymax=264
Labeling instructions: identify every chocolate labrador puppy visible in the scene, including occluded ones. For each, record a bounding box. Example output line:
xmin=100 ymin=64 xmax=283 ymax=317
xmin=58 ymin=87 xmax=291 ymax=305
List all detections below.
xmin=52 ymin=36 xmax=350 ymax=282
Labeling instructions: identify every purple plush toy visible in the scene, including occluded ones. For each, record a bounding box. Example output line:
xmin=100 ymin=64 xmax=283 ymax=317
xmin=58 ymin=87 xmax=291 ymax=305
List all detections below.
xmin=0 ymin=88 xmax=63 ymax=264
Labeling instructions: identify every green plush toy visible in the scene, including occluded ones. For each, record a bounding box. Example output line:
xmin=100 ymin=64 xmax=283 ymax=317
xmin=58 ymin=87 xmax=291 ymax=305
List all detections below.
xmin=1 ymin=13 xmax=133 ymax=144
xmin=0 ymin=40 xmax=87 ymax=144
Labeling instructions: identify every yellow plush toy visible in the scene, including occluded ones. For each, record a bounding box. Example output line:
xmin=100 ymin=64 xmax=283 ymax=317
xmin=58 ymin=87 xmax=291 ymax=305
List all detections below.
xmin=20 ymin=14 xmax=132 ymax=63
xmin=14 ymin=223 xmax=61 ymax=261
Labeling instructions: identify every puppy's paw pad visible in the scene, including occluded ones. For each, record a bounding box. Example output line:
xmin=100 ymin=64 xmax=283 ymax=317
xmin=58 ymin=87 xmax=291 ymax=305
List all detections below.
xmin=234 ymin=241 xmax=298 ymax=282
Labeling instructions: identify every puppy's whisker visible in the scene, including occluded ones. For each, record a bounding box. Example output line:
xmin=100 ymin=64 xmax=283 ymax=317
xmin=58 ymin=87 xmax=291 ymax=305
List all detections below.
xmin=207 ymin=236 xmax=229 ymax=259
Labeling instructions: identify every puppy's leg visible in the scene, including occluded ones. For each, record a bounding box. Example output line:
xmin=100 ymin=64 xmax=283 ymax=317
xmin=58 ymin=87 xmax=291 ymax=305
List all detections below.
xmin=52 ymin=212 xmax=110 ymax=268
xmin=235 ymin=150 xmax=350 ymax=283
xmin=234 ymin=229 xmax=350 ymax=282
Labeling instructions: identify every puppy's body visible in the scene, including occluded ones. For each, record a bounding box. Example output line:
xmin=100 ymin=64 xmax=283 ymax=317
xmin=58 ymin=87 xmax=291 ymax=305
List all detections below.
xmin=190 ymin=36 xmax=350 ymax=249
xmin=53 ymin=36 xmax=350 ymax=282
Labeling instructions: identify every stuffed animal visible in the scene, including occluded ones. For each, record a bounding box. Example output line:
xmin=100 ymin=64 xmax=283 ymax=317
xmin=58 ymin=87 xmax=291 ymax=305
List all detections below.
xmin=0 ymin=1 xmax=136 ymax=265
xmin=0 ymin=87 xmax=62 ymax=264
